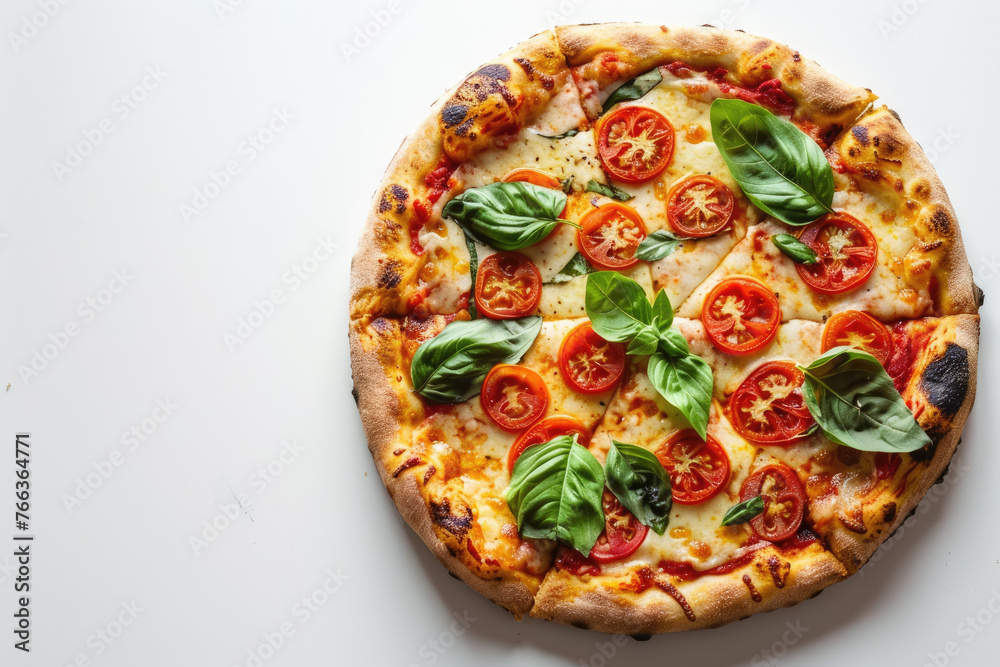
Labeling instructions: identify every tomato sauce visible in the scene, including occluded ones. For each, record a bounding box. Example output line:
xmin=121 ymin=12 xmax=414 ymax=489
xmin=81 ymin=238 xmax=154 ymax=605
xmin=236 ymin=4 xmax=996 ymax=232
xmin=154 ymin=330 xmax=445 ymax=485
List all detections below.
xmin=408 ymin=157 xmax=456 ymax=256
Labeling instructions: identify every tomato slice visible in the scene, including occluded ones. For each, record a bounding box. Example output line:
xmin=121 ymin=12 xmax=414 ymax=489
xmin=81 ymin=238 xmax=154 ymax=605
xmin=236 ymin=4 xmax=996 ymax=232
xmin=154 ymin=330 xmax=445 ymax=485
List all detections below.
xmin=507 ymin=415 xmax=591 ymax=473
xmin=795 ymin=213 xmax=878 ymax=294
xmin=589 ymin=490 xmax=649 ymax=563
xmin=558 ymin=323 xmax=626 ymax=394
xmin=667 ymin=174 xmax=735 ymax=238
xmin=596 ymin=105 xmax=675 ymax=183
xmin=702 ymin=276 xmax=781 ymax=355
xmin=728 ymin=361 xmax=815 ymax=444
xmin=502 ymin=168 xmax=562 ymax=190
xmin=655 ymin=430 xmax=731 ymax=505
xmin=577 ymin=202 xmax=647 ymax=270
xmin=480 ymin=365 xmax=549 ymax=432
xmin=475 ymin=252 xmax=542 ymax=319
xmin=822 ymin=310 xmax=894 ymax=365
xmin=739 ymin=463 xmax=806 ymax=542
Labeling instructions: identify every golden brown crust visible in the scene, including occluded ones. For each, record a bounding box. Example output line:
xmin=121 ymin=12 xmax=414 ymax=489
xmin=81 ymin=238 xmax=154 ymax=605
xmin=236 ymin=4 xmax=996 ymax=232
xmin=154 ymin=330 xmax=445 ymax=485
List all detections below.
xmin=820 ymin=315 xmax=979 ymax=573
xmin=835 ymin=106 xmax=979 ymax=316
xmin=532 ymin=544 xmax=845 ymax=634
xmin=555 ymin=23 xmax=877 ymax=129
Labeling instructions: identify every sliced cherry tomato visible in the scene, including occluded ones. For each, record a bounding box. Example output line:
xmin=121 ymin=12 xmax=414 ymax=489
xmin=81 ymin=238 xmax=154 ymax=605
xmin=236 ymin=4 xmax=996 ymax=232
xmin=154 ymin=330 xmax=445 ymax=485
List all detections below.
xmin=475 ymin=252 xmax=542 ymax=319
xmin=596 ymin=106 xmax=675 ymax=183
xmin=655 ymin=430 xmax=731 ymax=505
xmin=702 ymin=276 xmax=781 ymax=355
xmin=558 ymin=323 xmax=626 ymax=394
xmin=822 ymin=310 xmax=894 ymax=365
xmin=739 ymin=463 xmax=807 ymax=542
xmin=795 ymin=213 xmax=878 ymax=294
xmin=729 ymin=361 xmax=814 ymax=444
xmin=507 ymin=415 xmax=591 ymax=473
xmin=589 ymin=490 xmax=649 ymax=563
xmin=502 ymin=168 xmax=563 ymax=189
xmin=667 ymin=174 xmax=735 ymax=238
xmin=577 ymin=202 xmax=647 ymax=270
xmin=480 ymin=365 xmax=549 ymax=432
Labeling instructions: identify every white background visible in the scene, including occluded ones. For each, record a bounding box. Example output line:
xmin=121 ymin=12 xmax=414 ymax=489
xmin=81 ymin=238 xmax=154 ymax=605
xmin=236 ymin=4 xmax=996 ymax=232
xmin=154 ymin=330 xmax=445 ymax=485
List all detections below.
xmin=1 ymin=1 xmax=998 ymax=666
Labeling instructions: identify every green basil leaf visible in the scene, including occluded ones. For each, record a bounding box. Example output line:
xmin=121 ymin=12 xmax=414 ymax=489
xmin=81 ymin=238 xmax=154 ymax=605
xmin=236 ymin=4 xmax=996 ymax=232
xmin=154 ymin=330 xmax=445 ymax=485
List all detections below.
xmin=411 ymin=317 xmax=542 ymax=403
xmin=538 ymin=128 xmax=580 ymax=140
xmin=585 ymin=271 xmax=653 ymax=343
xmin=585 ymin=179 xmax=634 ymax=202
xmin=442 ymin=182 xmax=574 ymax=251
xmin=505 ymin=435 xmax=606 ymax=555
xmin=772 ymin=233 xmax=818 ymax=265
xmin=462 ymin=232 xmax=479 ymax=319
xmin=602 ymin=68 xmax=663 ymax=114
xmin=647 ymin=351 xmax=713 ymax=439
xmin=626 ymin=325 xmax=660 ymax=357
xmin=721 ymin=496 xmax=765 ymax=526
xmin=548 ymin=252 xmax=593 ymax=284
xmin=651 ymin=289 xmax=674 ymax=332
xmin=657 ymin=327 xmax=690 ymax=357
xmin=797 ymin=347 xmax=932 ymax=453
xmin=605 ymin=440 xmax=672 ymax=535
xmin=710 ymin=98 xmax=834 ymax=226
xmin=635 ymin=230 xmax=684 ymax=262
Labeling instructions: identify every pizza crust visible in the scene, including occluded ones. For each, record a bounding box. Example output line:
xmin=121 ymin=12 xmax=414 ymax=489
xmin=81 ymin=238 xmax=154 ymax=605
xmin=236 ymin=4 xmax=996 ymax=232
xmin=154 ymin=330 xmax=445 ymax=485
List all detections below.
xmin=531 ymin=543 xmax=845 ymax=634
xmin=555 ymin=23 xmax=877 ymax=128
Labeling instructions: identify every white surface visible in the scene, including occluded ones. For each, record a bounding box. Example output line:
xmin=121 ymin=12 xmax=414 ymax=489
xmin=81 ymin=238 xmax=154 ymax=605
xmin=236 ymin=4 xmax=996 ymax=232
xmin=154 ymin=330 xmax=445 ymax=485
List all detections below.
xmin=1 ymin=1 xmax=998 ymax=665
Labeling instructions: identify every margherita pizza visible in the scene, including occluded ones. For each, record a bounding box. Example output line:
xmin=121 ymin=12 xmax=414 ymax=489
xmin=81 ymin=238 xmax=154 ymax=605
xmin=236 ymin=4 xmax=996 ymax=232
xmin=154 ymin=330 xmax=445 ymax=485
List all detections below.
xmin=349 ymin=23 xmax=980 ymax=635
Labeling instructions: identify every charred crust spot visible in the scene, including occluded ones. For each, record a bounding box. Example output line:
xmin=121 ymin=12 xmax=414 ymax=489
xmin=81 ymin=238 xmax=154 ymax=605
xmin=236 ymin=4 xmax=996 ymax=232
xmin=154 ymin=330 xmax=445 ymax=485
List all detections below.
xmin=455 ymin=117 xmax=475 ymax=138
xmin=920 ymin=343 xmax=969 ymax=417
xmin=370 ymin=317 xmax=394 ymax=336
xmin=377 ymin=259 xmax=403 ymax=289
xmin=441 ymin=104 xmax=468 ymax=127
xmin=889 ymin=108 xmax=902 ymax=121
xmin=881 ymin=502 xmax=897 ymax=524
xmin=851 ymin=125 xmax=870 ymax=146
xmin=430 ymin=498 xmax=473 ymax=537
xmin=929 ymin=208 xmax=953 ymax=237
xmin=513 ymin=56 xmax=554 ymax=90
xmin=975 ymin=283 xmax=985 ymax=307
xmin=379 ymin=185 xmax=409 ymax=214
xmin=476 ymin=63 xmax=511 ymax=81
xmin=391 ymin=456 xmax=422 ymax=477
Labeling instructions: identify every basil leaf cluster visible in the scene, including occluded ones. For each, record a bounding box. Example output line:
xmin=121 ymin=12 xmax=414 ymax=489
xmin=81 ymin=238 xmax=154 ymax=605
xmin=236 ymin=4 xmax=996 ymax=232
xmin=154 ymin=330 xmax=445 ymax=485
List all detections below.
xmin=585 ymin=272 xmax=713 ymax=438
xmin=505 ymin=435 xmax=606 ymax=554
xmin=797 ymin=347 xmax=932 ymax=453
xmin=605 ymin=441 xmax=672 ymax=535
xmin=710 ymin=99 xmax=834 ymax=226
xmin=411 ymin=317 xmax=543 ymax=403
xmin=442 ymin=181 xmax=575 ymax=251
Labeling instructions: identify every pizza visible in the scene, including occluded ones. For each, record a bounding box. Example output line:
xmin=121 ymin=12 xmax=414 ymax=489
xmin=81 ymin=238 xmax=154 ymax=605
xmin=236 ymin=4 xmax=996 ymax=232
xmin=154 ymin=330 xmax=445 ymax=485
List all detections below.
xmin=348 ymin=23 xmax=981 ymax=635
